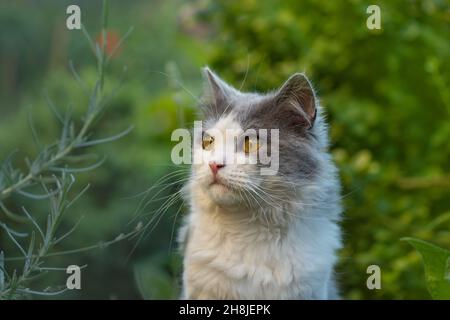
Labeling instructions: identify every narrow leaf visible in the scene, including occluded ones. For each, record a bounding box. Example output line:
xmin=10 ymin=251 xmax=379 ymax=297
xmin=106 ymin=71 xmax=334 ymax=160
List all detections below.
xmin=76 ymin=125 xmax=134 ymax=147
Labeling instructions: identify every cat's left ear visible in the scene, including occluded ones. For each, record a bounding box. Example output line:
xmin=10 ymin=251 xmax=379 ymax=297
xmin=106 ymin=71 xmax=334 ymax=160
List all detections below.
xmin=201 ymin=67 xmax=238 ymax=110
xmin=274 ymin=73 xmax=317 ymax=128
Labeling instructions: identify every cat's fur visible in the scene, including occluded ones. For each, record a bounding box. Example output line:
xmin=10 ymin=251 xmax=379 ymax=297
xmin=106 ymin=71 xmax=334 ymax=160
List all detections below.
xmin=178 ymin=68 xmax=342 ymax=299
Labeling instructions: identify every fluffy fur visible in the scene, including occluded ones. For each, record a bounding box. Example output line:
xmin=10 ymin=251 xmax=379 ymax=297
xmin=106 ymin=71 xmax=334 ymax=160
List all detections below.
xmin=179 ymin=68 xmax=342 ymax=299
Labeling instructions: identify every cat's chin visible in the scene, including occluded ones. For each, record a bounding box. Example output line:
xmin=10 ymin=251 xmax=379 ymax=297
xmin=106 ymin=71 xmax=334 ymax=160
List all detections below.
xmin=205 ymin=182 xmax=242 ymax=207
xmin=210 ymin=182 xmax=229 ymax=192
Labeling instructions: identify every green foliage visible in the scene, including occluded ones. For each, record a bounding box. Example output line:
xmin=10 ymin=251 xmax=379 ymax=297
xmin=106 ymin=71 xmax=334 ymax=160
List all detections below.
xmin=1 ymin=0 xmax=448 ymax=299
xmin=134 ymin=253 xmax=181 ymax=300
xmin=1 ymin=174 xmax=93 ymax=299
xmin=403 ymin=238 xmax=450 ymax=299
xmin=0 ymin=0 xmax=140 ymax=299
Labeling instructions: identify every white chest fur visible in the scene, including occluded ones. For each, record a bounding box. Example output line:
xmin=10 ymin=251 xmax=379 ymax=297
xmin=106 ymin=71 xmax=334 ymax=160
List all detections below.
xmin=181 ymin=191 xmax=341 ymax=300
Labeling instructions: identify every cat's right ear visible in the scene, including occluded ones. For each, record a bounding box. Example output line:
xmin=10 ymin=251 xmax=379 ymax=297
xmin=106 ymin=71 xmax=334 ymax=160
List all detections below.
xmin=200 ymin=67 xmax=236 ymax=116
xmin=274 ymin=73 xmax=317 ymax=129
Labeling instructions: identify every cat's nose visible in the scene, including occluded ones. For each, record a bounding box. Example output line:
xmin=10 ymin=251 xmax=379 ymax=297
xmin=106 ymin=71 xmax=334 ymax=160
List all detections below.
xmin=209 ymin=161 xmax=224 ymax=175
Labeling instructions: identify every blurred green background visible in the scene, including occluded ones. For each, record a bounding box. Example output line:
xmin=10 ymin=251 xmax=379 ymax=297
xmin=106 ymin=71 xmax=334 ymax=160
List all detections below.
xmin=0 ymin=0 xmax=449 ymax=299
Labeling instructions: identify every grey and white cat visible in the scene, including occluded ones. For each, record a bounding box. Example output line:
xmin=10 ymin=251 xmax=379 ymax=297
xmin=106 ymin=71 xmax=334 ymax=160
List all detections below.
xmin=179 ymin=68 xmax=342 ymax=299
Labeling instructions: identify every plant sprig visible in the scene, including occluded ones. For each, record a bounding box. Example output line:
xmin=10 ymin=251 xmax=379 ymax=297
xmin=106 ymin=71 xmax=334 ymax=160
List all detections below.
xmin=0 ymin=0 xmax=134 ymax=205
xmin=0 ymin=0 xmax=138 ymax=299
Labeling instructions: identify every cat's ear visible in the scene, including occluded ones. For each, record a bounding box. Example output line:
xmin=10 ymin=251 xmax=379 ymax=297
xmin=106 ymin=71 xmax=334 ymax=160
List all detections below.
xmin=201 ymin=67 xmax=237 ymax=113
xmin=274 ymin=73 xmax=317 ymax=128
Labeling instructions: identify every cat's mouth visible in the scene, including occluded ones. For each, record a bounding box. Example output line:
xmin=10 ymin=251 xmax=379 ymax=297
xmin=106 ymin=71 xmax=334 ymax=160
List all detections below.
xmin=210 ymin=182 xmax=228 ymax=190
xmin=209 ymin=177 xmax=229 ymax=190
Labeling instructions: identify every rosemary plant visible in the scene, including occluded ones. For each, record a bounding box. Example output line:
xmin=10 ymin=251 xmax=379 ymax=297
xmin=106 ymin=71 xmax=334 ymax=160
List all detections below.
xmin=0 ymin=0 xmax=138 ymax=299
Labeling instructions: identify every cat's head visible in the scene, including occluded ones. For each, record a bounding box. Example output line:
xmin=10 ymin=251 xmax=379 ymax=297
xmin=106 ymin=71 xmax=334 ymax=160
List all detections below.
xmin=191 ymin=68 xmax=328 ymax=209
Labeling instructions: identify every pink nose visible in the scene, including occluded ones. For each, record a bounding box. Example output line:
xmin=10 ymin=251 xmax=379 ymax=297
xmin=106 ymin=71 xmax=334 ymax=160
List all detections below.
xmin=209 ymin=162 xmax=224 ymax=175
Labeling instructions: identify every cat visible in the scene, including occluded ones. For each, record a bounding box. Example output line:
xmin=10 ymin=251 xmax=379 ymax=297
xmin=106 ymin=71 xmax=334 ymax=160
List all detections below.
xmin=178 ymin=68 xmax=342 ymax=299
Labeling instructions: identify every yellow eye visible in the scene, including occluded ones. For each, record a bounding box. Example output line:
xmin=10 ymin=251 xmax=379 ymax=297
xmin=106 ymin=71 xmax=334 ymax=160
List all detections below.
xmin=202 ymin=134 xmax=214 ymax=150
xmin=243 ymin=136 xmax=260 ymax=153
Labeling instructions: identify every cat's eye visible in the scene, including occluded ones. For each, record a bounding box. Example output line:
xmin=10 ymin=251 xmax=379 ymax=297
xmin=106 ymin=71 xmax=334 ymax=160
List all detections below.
xmin=202 ymin=133 xmax=214 ymax=150
xmin=243 ymin=136 xmax=260 ymax=153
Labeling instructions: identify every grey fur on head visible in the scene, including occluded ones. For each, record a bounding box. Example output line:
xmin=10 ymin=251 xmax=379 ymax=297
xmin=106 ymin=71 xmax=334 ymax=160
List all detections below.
xmin=201 ymin=67 xmax=327 ymax=187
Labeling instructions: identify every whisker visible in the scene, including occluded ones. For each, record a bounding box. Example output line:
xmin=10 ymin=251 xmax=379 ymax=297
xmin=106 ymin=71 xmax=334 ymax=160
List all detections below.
xmin=146 ymin=70 xmax=201 ymax=104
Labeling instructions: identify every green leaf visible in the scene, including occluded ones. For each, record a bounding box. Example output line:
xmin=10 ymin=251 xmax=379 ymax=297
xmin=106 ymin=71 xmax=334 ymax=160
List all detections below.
xmin=402 ymin=237 xmax=450 ymax=299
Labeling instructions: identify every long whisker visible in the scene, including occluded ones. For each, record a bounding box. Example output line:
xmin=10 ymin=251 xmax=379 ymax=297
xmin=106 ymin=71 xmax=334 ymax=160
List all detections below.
xmin=146 ymin=70 xmax=202 ymax=104
xmin=127 ymin=169 xmax=211 ymax=258
xmin=220 ymin=55 xmax=251 ymax=118
xmin=168 ymin=197 xmax=186 ymax=254
xmin=135 ymin=170 xmax=206 ymax=215
xmin=127 ymin=170 xmax=191 ymax=225
xmin=127 ymin=189 xmax=184 ymax=259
